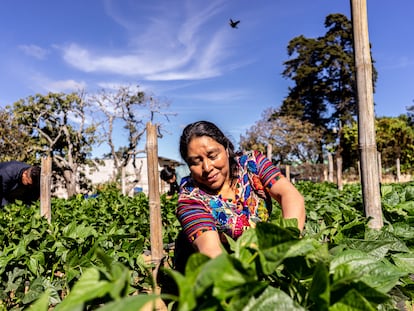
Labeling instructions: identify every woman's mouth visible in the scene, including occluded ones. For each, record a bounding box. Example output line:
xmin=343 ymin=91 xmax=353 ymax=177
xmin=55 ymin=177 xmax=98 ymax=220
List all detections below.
xmin=207 ymin=173 xmax=218 ymax=183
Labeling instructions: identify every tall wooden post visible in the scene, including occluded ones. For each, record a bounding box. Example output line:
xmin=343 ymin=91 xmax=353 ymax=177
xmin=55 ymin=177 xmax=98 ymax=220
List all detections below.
xmin=336 ymin=156 xmax=343 ymax=191
xmin=351 ymin=0 xmax=383 ymax=229
xmin=40 ymin=156 xmax=52 ymax=223
xmin=285 ymin=165 xmax=290 ymax=181
xmin=328 ymin=153 xmax=334 ymax=183
xmin=146 ymin=122 xmax=163 ymax=268
xmin=396 ymin=158 xmax=401 ymax=182
xmin=377 ymin=152 xmax=382 ymax=184
xmin=266 ymin=143 xmax=272 ymax=161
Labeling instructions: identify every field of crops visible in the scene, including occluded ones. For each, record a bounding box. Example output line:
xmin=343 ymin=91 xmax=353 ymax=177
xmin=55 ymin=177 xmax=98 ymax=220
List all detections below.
xmin=0 ymin=182 xmax=413 ymax=310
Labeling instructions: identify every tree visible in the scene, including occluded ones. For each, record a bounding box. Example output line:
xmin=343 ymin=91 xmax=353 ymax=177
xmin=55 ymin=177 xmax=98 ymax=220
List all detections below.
xmin=0 ymin=107 xmax=36 ymax=163
xmin=278 ymin=14 xmax=377 ymax=162
xmin=12 ymin=91 xmax=99 ymax=197
xmin=340 ymin=116 xmax=414 ymax=174
xmin=93 ymin=85 xmax=174 ymax=195
xmin=240 ymin=108 xmax=323 ymax=164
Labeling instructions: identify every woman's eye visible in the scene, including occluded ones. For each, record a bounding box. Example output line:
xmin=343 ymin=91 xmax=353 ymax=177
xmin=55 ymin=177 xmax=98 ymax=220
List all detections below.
xmin=188 ymin=159 xmax=201 ymax=166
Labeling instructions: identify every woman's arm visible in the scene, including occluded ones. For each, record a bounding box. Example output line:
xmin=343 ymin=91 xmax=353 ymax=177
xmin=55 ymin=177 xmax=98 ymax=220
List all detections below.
xmin=193 ymin=230 xmax=223 ymax=258
xmin=269 ymin=177 xmax=306 ymax=231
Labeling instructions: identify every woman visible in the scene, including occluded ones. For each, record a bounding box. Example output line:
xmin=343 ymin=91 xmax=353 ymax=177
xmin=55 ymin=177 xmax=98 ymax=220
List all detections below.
xmin=176 ymin=121 xmax=305 ymax=262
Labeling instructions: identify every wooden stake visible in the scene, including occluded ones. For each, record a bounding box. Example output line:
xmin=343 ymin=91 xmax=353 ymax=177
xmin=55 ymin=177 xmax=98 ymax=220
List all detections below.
xmin=40 ymin=156 xmax=52 ymax=223
xmin=351 ymin=0 xmax=383 ymax=229
xmin=146 ymin=122 xmax=163 ymax=270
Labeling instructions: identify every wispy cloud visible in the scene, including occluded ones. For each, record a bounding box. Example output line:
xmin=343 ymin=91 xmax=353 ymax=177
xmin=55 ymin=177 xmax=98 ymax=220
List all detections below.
xmin=60 ymin=0 xmax=243 ymax=81
xmin=19 ymin=44 xmax=49 ymax=60
xmin=30 ymin=73 xmax=86 ymax=93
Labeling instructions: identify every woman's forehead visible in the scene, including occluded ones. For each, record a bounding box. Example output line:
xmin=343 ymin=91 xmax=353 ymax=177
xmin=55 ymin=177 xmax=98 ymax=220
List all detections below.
xmin=187 ymin=136 xmax=224 ymax=154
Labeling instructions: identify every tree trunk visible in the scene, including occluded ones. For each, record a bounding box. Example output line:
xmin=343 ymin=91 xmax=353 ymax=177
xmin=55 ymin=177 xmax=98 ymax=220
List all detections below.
xmin=63 ymin=168 xmax=77 ymax=198
xmin=351 ymin=0 xmax=383 ymax=229
xmin=121 ymin=165 xmax=126 ymax=196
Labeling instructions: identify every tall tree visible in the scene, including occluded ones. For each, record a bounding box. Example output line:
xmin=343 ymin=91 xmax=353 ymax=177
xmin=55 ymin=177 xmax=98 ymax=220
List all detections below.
xmin=240 ymin=108 xmax=323 ymax=164
xmin=93 ymin=85 xmax=173 ymax=195
xmin=12 ymin=92 xmax=99 ymax=197
xmin=278 ymin=13 xmax=377 ymax=162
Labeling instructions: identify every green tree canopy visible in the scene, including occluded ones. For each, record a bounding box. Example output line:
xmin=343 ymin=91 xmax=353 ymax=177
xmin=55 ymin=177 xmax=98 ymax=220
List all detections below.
xmin=11 ymin=91 xmax=99 ymax=197
xmin=277 ymin=13 xmax=377 ymax=162
xmin=340 ymin=116 xmax=414 ymax=174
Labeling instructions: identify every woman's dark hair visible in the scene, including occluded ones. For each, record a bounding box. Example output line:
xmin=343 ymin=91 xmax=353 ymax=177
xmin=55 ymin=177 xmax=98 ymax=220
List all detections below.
xmin=160 ymin=165 xmax=176 ymax=182
xmin=179 ymin=120 xmax=238 ymax=181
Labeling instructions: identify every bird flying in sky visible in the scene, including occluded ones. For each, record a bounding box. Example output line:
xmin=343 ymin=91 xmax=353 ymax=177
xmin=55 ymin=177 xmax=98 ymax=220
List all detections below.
xmin=229 ymin=18 xmax=240 ymax=28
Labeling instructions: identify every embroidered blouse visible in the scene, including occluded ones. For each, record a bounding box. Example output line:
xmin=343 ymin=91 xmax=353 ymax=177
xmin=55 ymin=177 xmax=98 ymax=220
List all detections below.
xmin=176 ymin=150 xmax=283 ymax=243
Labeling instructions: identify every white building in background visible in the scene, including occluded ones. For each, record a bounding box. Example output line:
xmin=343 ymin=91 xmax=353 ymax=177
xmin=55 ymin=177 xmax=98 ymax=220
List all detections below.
xmin=83 ymin=156 xmax=184 ymax=196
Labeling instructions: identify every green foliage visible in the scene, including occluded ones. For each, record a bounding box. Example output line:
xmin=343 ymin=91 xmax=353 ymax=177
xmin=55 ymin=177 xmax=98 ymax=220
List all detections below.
xmin=0 ymin=189 xmax=179 ymax=310
xmin=279 ymin=14 xmax=378 ymax=163
xmin=1 ymin=182 xmax=413 ymax=310
xmin=340 ymin=117 xmax=414 ymax=173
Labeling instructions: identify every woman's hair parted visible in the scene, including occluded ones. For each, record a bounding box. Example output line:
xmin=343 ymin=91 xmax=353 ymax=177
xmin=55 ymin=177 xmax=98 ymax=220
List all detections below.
xmin=179 ymin=120 xmax=239 ymax=181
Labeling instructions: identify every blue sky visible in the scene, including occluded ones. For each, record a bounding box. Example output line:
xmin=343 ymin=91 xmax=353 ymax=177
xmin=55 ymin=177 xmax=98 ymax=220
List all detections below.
xmin=1 ymin=0 xmax=413 ymax=162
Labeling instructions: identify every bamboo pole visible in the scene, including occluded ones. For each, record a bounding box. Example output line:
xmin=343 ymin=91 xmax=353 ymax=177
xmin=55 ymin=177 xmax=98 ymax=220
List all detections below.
xmin=40 ymin=156 xmax=52 ymax=223
xmin=351 ymin=0 xmax=383 ymax=229
xmin=146 ymin=122 xmax=163 ymax=265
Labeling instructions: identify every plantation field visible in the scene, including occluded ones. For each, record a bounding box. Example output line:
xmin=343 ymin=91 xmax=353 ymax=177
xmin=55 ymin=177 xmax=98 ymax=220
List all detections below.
xmin=0 ymin=182 xmax=413 ymax=310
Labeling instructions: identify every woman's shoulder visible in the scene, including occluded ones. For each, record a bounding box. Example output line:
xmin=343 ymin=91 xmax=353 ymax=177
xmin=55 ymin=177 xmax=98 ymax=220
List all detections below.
xmin=236 ymin=150 xmax=265 ymax=173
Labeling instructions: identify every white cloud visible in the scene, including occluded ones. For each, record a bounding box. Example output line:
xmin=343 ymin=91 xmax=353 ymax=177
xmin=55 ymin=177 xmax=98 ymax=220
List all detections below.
xmin=19 ymin=44 xmax=49 ymax=60
xmin=30 ymin=73 xmax=86 ymax=93
xmin=60 ymin=0 xmax=243 ymax=81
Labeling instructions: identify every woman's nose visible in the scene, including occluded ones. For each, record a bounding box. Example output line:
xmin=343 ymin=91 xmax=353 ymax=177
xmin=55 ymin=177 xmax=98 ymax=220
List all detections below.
xmin=202 ymin=159 xmax=212 ymax=172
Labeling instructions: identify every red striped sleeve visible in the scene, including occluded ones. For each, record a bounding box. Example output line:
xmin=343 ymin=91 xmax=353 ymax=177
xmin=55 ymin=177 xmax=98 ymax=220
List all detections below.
xmin=176 ymin=196 xmax=217 ymax=242
xmin=254 ymin=150 xmax=283 ymax=188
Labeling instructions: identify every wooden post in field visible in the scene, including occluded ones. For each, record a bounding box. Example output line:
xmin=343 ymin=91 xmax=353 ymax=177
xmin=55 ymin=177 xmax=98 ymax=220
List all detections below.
xmin=351 ymin=0 xmax=383 ymax=229
xmin=377 ymin=152 xmax=382 ymax=184
xmin=285 ymin=165 xmax=290 ymax=181
xmin=328 ymin=153 xmax=334 ymax=183
xmin=266 ymin=143 xmax=272 ymax=161
xmin=146 ymin=122 xmax=163 ymax=268
xmin=396 ymin=158 xmax=401 ymax=182
xmin=40 ymin=156 xmax=52 ymax=223
xmin=336 ymin=156 xmax=343 ymax=191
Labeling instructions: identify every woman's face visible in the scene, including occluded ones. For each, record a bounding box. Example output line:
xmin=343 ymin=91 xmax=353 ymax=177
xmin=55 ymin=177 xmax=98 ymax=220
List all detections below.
xmin=186 ymin=136 xmax=230 ymax=191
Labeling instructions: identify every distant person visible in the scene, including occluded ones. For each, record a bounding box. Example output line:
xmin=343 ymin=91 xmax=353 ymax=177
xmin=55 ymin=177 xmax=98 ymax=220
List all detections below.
xmin=160 ymin=165 xmax=180 ymax=196
xmin=0 ymin=161 xmax=41 ymax=207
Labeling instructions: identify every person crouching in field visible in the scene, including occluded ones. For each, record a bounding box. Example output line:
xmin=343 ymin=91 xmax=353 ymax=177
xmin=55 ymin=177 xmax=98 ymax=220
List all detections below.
xmin=0 ymin=161 xmax=41 ymax=207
